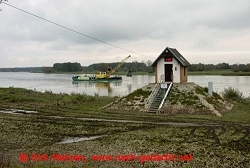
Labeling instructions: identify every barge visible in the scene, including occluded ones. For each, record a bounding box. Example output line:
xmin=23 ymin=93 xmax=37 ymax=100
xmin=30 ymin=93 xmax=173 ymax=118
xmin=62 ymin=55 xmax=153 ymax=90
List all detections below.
xmin=72 ymin=75 xmax=122 ymax=82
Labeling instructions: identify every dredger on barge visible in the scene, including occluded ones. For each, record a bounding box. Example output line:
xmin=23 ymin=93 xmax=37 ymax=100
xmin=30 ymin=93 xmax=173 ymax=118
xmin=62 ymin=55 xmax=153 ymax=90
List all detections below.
xmin=72 ymin=55 xmax=131 ymax=82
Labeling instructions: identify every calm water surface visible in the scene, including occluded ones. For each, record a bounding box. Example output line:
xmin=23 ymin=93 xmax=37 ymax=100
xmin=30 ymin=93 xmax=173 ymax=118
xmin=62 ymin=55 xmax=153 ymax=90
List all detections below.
xmin=0 ymin=72 xmax=249 ymax=97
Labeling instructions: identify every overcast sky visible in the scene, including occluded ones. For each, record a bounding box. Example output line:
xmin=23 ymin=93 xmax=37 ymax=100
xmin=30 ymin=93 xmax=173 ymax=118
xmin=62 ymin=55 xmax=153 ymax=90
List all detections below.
xmin=0 ymin=0 xmax=249 ymax=68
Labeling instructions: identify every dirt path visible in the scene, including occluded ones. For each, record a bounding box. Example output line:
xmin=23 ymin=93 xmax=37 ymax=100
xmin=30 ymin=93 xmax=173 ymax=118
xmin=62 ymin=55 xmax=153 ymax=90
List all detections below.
xmin=49 ymin=115 xmax=226 ymax=127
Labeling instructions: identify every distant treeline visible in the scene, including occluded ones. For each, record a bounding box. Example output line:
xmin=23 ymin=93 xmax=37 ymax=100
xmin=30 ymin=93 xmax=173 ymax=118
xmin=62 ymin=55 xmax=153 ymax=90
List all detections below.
xmin=48 ymin=61 xmax=153 ymax=73
xmin=53 ymin=62 xmax=82 ymax=72
xmin=84 ymin=61 xmax=152 ymax=72
xmin=1 ymin=62 xmax=250 ymax=73
xmin=189 ymin=63 xmax=250 ymax=72
xmin=0 ymin=67 xmax=42 ymax=72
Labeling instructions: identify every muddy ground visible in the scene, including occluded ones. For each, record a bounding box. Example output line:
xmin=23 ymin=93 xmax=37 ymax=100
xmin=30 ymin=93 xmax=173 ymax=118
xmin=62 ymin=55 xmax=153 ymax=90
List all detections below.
xmin=0 ymin=87 xmax=249 ymax=167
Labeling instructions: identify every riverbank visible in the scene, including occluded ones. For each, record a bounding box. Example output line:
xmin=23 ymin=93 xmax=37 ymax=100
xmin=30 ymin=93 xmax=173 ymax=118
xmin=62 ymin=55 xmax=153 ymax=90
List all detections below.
xmin=188 ymin=69 xmax=250 ymax=76
xmin=27 ymin=69 xmax=250 ymax=76
xmin=33 ymin=70 xmax=250 ymax=76
xmin=0 ymin=87 xmax=249 ymax=167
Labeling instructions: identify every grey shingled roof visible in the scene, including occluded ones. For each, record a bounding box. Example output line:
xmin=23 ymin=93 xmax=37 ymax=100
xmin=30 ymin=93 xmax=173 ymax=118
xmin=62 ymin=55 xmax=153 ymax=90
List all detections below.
xmin=151 ymin=47 xmax=191 ymax=67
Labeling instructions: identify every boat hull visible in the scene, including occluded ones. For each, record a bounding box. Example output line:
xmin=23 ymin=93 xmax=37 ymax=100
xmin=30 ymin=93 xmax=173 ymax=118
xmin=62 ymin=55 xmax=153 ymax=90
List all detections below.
xmin=72 ymin=76 xmax=122 ymax=82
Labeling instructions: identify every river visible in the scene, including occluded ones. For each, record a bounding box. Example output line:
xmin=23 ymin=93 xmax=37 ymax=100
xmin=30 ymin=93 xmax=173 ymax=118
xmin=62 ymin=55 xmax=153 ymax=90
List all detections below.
xmin=0 ymin=72 xmax=249 ymax=97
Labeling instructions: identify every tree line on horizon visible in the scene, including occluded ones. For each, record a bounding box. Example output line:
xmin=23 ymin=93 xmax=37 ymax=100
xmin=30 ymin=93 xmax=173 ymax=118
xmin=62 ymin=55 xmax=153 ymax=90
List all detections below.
xmin=48 ymin=61 xmax=153 ymax=73
xmin=189 ymin=63 xmax=250 ymax=72
xmin=0 ymin=61 xmax=250 ymax=73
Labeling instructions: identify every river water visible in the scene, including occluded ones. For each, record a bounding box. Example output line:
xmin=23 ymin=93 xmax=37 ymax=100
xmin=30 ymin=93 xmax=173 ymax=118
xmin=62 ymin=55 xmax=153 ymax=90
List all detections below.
xmin=0 ymin=72 xmax=249 ymax=97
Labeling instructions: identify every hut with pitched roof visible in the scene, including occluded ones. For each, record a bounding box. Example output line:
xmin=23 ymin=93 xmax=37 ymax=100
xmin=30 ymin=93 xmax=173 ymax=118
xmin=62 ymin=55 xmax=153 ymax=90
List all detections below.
xmin=151 ymin=47 xmax=191 ymax=83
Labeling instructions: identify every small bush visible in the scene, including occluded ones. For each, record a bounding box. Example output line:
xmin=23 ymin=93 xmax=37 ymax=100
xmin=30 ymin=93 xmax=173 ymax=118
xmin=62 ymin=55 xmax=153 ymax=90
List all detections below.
xmin=204 ymin=87 xmax=208 ymax=93
xmin=94 ymin=92 xmax=99 ymax=97
xmin=213 ymin=92 xmax=223 ymax=100
xmin=45 ymin=89 xmax=53 ymax=94
xmin=192 ymin=95 xmax=199 ymax=100
xmin=70 ymin=92 xmax=98 ymax=103
xmin=195 ymin=86 xmax=206 ymax=96
xmin=222 ymin=87 xmax=244 ymax=101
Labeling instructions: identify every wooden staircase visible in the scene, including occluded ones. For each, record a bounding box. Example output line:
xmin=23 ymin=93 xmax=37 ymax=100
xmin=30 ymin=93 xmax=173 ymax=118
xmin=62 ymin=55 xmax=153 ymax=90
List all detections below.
xmin=146 ymin=83 xmax=173 ymax=113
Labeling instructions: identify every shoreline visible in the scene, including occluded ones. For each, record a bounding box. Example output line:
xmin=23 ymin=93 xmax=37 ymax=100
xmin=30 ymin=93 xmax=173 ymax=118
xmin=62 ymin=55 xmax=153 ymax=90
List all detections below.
xmin=1 ymin=70 xmax=250 ymax=76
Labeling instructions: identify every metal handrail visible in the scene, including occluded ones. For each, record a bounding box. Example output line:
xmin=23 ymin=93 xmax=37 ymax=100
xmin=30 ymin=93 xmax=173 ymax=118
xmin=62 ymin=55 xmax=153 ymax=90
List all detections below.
xmin=145 ymin=84 xmax=159 ymax=110
xmin=158 ymin=83 xmax=173 ymax=111
xmin=145 ymin=83 xmax=160 ymax=111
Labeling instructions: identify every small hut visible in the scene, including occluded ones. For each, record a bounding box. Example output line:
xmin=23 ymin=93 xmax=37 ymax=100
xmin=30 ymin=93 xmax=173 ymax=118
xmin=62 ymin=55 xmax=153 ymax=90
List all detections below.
xmin=151 ymin=47 xmax=191 ymax=83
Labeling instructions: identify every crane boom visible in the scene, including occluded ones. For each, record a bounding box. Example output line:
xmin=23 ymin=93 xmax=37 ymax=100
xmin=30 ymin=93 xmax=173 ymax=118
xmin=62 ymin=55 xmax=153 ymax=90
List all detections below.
xmin=95 ymin=55 xmax=131 ymax=79
xmin=109 ymin=55 xmax=131 ymax=75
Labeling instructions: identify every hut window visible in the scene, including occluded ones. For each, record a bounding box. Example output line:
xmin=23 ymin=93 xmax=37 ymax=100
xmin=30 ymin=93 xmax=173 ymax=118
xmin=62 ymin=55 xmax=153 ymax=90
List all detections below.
xmin=165 ymin=57 xmax=172 ymax=62
xmin=175 ymin=67 xmax=177 ymax=71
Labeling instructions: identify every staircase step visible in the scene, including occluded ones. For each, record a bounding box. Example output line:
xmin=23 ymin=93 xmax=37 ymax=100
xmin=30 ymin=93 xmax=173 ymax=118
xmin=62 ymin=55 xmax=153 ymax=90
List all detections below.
xmin=149 ymin=108 xmax=158 ymax=110
xmin=148 ymin=109 xmax=158 ymax=112
xmin=151 ymin=103 xmax=161 ymax=105
xmin=151 ymin=104 xmax=160 ymax=106
xmin=151 ymin=103 xmax=159 ymax=105
xmin=150 ymin=106 xmax=159 ymax=108
xmin=146 ymin=83 xmax=173 ymax=113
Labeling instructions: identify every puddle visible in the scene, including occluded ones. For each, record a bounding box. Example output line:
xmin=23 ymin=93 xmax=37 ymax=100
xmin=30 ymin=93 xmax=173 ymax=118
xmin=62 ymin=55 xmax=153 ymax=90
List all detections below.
xmin=0 ymin=109 xmax=38 ymax=114
xmin=58 ymin=135 xmax=106 ymax=144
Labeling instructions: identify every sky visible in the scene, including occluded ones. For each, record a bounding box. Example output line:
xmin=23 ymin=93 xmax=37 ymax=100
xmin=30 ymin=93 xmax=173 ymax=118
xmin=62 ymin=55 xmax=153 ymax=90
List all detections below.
xmin=0 ymin=0 xmax=250 ymax=68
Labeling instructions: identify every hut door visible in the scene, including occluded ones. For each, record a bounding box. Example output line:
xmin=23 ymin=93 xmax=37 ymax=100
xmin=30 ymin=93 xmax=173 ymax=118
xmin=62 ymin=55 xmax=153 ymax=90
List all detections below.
xmin=164 ymin=64 xmax=173 ymax=82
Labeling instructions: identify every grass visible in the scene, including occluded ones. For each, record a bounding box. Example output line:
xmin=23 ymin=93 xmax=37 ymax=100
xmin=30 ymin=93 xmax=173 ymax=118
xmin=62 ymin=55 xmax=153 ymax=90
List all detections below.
xmin=0 ymin=154 xmax=10 ymax=168
xmin=0 ymin=87 xmax=250 ymax=167
xmin=125 ymin=88 xmax=151 ymax=101
xmin=222 ymin=86 xmax=244 ymax=101
xmin=177 ymin=101 xmax=250 ymax=123
xmin=221 ymin=102 xmax=250 ymax=123
xmin=0 ymin=87 xmax=115 ymax=116
xmin=194 ymin=86 xmax=207 ymax=96
xmin=167 ymin=86 xmax=205 ymax=110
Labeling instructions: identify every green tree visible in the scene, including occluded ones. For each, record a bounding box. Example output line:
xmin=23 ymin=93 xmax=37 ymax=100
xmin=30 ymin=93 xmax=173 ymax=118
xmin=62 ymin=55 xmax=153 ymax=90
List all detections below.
xmin=242 ymin=63 xmax=250 ymax=72
xmin=42 ymin=67 xmax=54 ymax=73
xmin=197 ymin=63 xmax=205 ymax=71
xmin=131 ymin=61 xmax=138 ymax=72
xmin=53 ymin=63 xmax=62 ymax=72
xmin=216 ymin=63 xmax=230 ymax=69
xmin=97 ymin=63 xmax=108 ymax=72
xmin=122 ymin=67 xmax=128 ymax=72
xmin=52 ymin=62 xmax=82 ymax=72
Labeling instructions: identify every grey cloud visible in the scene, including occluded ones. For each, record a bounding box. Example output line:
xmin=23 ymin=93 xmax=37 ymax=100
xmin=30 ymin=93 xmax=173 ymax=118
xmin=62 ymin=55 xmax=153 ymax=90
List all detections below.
xmin=191 ymin=1 xmax=250 ymax=30
xmin=0 ymin=0 xmax=250 ymax=67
